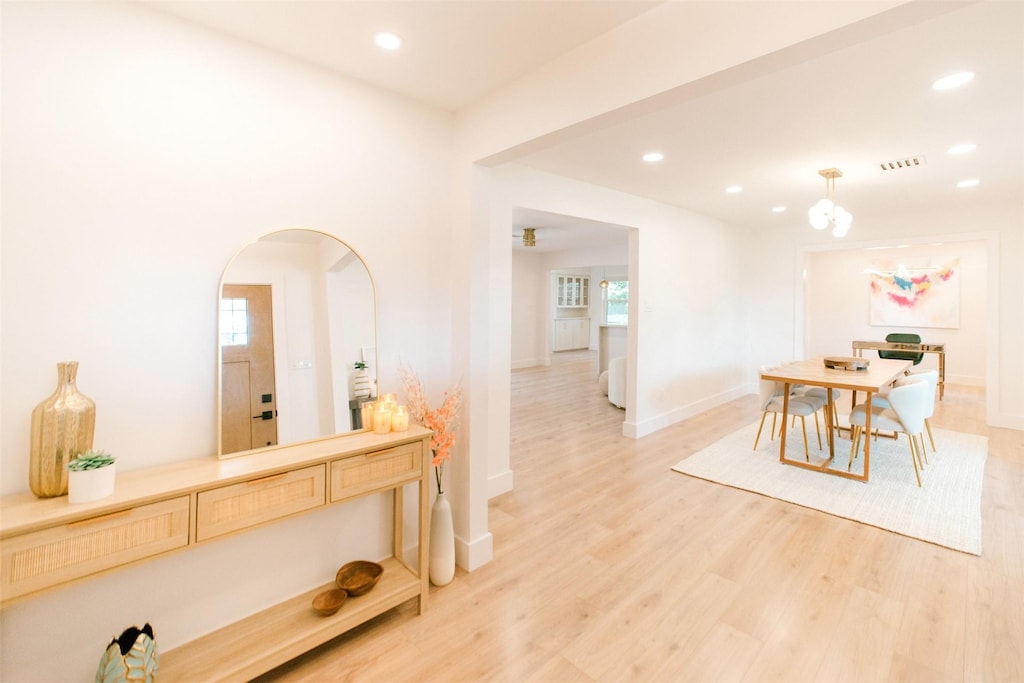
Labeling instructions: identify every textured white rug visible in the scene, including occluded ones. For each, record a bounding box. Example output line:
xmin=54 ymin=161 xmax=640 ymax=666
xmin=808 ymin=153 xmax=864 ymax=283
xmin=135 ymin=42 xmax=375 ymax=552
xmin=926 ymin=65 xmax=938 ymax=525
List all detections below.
xmin=672 ymin=421 xmax=987 ymax=555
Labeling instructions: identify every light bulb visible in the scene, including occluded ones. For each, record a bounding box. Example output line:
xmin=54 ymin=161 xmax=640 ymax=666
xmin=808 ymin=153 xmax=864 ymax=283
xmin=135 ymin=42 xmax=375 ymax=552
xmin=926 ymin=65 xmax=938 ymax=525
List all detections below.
xmin=808 ymin=198 xmax=833 ymax=230
xmin=832 ymin=206 xmax=853 ymax=237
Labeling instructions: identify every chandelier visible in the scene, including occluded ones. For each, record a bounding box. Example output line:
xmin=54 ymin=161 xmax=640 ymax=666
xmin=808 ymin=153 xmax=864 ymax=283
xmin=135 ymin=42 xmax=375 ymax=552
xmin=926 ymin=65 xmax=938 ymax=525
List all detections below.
xmin=522 ymin=227 xmax=536 ymax=247
xmin=808 ymin=168 xmax=853 ymax=238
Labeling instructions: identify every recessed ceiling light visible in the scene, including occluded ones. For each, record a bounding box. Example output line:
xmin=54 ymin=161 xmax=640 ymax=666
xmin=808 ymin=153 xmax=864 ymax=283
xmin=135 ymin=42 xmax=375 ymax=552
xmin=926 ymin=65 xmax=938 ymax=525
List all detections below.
xmin=375 ymin=32 xmax=402 ymax=50
xmin=932 ymin=71 xmax=974 ymax=90
xmin=947 ymin=143 xmax=977 ymax=155
xmin=772 ymin=206 xmax=787 ymax=213
xmin=642 ymin=152 xmax=664 ymax=162
xmin=725 ymin=185 xmax=742 ymax=194
xmin=957 ymin=179 xmax=980 ymax=188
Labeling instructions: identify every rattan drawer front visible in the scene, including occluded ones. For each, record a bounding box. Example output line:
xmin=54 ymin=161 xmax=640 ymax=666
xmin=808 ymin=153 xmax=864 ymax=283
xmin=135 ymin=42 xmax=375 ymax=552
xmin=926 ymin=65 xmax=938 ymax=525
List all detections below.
xmin=1 ymin=496 xmax=190 ymax=601
xmin=196 ymin=465 xmax=326 ymax=542
xmin=330 ymin=443 xmax=422 ymax=503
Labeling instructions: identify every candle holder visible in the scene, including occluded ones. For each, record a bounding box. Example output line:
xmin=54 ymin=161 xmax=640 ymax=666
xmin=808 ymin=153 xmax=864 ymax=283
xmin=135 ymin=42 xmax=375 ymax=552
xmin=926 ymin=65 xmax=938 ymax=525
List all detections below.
xmin=373 ymin=404 xmax=392 ymax=434
xmin=391 ymin=405 xmax=410 ymax=432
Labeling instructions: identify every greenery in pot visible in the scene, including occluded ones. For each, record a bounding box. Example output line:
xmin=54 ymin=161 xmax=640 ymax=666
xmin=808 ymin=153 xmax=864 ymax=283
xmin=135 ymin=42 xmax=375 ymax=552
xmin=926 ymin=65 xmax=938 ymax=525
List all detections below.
xmin=354 ymin=361 xmax=367 ymax=370
xmin=67 ymin=449 xmax=115 ymax=471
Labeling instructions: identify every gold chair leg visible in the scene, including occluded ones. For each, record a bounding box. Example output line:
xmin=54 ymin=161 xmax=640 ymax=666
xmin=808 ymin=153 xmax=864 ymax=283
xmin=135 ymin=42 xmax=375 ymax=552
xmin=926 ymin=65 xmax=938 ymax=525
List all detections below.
xmin=918 ymin=431 xmax=929 ymax=466
xmin=771 ymin=413 xmax=778 ymax=440
xmin=847 ymin=425 xmax=860 ymax=471
xmin=753 ymin=412 xmax=768 ymax=450
xmin=925 ymin=418 xmax=936 ymax=452
xmin=908 ymin=434 xmax=922 ymax=487
xmin=813 ymin=411 xmax=822 ymax=450
xmin=801 ymin=416 xmax=809 ymax=461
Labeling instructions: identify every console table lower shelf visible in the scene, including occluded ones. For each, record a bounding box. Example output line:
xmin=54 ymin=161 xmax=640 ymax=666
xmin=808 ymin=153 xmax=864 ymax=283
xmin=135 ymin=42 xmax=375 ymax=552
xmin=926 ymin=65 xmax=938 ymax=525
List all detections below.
xmin=158 ymin=556 xmax=422 ymax=682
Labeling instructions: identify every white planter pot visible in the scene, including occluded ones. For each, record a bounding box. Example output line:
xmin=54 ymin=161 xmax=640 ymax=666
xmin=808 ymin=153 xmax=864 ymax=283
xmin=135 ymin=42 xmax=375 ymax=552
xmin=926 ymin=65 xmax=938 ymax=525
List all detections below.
xmin=68 ymin=463 xmax=115 ymax=504
xmin=352 ymin=370 xmax=372 ymax=399
xmin=429 ymin=492 xmax=455 ymax=586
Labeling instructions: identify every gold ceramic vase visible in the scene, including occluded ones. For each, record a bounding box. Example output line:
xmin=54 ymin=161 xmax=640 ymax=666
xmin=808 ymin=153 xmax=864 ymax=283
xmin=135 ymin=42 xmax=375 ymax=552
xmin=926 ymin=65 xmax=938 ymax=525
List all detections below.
xmin=29 ymin=361 xmax=96 ymax=498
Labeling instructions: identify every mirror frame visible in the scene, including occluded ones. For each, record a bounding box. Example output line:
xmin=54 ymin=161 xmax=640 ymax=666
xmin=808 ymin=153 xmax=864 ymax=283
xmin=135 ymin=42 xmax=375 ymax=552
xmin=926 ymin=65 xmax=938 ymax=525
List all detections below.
xmin=217 ymin=228 xmax=378 ymax=460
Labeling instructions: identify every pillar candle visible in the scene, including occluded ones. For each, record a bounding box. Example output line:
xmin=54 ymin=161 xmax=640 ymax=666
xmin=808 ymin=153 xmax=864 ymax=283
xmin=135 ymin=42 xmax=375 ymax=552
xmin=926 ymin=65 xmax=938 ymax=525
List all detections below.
xmin=360 ymin=402 xmax=375 ymax=431
xmin=391 ymin=405 xmax=409 ymax=432
xmin=373 ymin=403 xmax=392 ymax=434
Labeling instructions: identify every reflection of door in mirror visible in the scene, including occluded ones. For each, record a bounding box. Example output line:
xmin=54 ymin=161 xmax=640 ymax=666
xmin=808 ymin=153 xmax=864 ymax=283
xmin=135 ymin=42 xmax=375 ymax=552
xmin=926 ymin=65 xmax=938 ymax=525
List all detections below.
xmin=221 ymin=285 xmax=278 ymax=454
xmin=218 ymin=229 xmax=377 ymax=459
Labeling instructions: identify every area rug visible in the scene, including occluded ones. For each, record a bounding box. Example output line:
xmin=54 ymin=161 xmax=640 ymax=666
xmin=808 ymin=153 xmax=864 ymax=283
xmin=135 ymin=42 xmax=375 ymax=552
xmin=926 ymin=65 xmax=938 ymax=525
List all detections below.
xmin=671 ymin=421 xmax=987 ymax=555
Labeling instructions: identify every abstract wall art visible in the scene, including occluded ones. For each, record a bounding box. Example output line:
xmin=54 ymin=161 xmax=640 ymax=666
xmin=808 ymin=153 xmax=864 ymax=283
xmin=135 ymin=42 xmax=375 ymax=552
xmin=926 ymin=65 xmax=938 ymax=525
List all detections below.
xmin=868 ymin=257 xmax=960 ymax=328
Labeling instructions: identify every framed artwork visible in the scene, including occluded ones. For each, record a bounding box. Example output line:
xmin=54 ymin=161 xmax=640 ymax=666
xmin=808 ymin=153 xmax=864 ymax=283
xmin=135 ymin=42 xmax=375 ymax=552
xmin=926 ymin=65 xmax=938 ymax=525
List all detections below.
xmin=868 ymin=258 xmax=960 ymax=328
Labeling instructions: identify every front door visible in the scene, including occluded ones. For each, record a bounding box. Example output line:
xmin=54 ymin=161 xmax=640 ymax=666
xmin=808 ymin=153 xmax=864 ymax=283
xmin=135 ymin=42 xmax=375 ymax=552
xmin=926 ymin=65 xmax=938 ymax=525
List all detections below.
xmin=221 ymin=284 xmax=278 ymax=454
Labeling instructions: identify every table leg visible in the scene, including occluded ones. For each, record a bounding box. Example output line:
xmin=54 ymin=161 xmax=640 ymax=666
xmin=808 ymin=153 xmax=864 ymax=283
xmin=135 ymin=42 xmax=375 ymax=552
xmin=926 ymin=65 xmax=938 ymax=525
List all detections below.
xmin=939 ymin=351 xmax=945 ymax=400
xmin=778 ymin=383 xmax=791 ymax=462
xmin=826 ymin=391 xmax=836 ymax=459
xmin=863 ymin=391 xmax=872 ymax=481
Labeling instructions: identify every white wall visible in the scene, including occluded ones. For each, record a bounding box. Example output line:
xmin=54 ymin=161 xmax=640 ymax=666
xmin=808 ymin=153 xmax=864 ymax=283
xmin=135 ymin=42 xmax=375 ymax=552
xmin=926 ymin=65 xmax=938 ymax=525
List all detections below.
xmin=510 ymin=250 xmax=549 ymax=369
xmin=1 ymin=2 xmax=455 ymax=680
xmin=804 ymin=241 xmax=987 ymax=386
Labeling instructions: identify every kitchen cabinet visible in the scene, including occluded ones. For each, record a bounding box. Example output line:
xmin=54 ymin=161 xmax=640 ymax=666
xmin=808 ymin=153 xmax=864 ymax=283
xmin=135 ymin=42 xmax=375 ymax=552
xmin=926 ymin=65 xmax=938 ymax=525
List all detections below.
xmin=556 ymin=275 xmax=589 ymax=308
xmin=553 ymin=318 xmax=590 ymax=351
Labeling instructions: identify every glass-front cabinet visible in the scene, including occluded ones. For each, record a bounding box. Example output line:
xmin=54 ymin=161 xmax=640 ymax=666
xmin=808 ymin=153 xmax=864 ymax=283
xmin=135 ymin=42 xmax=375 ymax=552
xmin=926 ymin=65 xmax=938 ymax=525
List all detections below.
xmin=556 ymin=275 xmax=590 ymax=308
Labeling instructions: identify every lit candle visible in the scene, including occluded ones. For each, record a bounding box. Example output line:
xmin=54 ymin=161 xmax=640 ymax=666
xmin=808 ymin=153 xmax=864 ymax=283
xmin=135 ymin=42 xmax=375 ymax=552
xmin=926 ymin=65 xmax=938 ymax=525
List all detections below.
xmin=391 ymin=405 xmax=409 ymax=432
xmin=379 ymin=393 xmax=397 ymax=408
xmin=360 ymin=402 xmax=375 ymax=431
xmin=373 ymin=403 xmax=392 ymax=434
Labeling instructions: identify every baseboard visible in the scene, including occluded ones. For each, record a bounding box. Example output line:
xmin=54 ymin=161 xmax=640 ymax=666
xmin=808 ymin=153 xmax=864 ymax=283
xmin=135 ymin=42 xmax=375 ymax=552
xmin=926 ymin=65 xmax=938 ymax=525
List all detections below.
xmin=488 ymin=469 xmax=513 ymax=498
xmin=945 ymin=373 xmax=985 ymax=387
xmin=455 ymin=531 xmax=493 ymax=571
xmin=625 ymin=385 xmax=750 ymax=439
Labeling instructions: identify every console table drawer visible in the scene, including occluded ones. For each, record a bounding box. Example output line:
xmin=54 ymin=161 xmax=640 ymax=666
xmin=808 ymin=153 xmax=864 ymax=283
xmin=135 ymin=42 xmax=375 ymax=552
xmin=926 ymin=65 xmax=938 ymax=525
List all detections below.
xmin=196 ymin=465 xmax=326 ymax=542
xmin=1 ymin=496 xmax=190 ymax=601
xmin=330 ymin=444 xmax=422 ymax=503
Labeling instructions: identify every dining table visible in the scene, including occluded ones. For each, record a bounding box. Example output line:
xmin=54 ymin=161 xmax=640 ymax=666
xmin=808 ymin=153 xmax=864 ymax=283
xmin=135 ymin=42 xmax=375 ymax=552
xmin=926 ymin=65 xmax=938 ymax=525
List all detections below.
xmin=759 ymin=357 xmax=912 ymax=482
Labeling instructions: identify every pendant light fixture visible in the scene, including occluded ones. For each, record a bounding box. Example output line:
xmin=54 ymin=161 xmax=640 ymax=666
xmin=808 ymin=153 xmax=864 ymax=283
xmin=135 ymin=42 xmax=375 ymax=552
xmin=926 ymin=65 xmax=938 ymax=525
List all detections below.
xmin=522 ymin=228 xmax=536 ymax=247
xmin=599 ymin=265 xmax=609 ymax=289
xmin=808 ymin=167 xmax=853 ymax=238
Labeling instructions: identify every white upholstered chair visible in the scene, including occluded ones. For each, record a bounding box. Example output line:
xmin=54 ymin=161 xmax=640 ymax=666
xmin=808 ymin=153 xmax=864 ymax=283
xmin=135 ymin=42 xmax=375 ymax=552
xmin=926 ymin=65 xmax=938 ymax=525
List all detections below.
xmin=753 ymin=367 xmax=823 ymax=461
xmin=607 ymin=356 xmax=626 ymax=409
xmin=870 ymin=369 xmax=938 ymax=457
xmin=848 ymin=378 xmax=931 ymax=487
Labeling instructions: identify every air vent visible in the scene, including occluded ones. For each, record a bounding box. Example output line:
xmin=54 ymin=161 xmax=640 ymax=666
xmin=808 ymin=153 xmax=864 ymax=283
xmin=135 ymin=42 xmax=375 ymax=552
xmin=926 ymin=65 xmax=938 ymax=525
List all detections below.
xmin=880 ymin=155 xmax=927 ymax=171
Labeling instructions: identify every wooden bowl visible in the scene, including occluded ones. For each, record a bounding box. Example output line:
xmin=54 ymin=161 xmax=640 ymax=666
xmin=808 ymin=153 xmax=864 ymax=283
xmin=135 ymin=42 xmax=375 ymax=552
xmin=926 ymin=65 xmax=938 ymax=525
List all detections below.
xmin=311 ymin=588 xmax=348 ymax=616
xmin=335 ymin=561 xmax=383 ymax=597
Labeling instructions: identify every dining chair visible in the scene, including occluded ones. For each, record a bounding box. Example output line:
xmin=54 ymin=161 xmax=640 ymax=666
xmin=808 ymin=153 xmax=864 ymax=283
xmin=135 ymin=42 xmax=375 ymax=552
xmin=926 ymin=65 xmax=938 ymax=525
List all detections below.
xmin=754 ymin=368 xmax=823 ymax=461
xmin=848 ymin=378 xmax=930 ymax=487
xmin=878 ymin=332 xmax=924 ymax=365
xmin=780 ymin=359 xmax=835 ymax=445
xmin=870 ymin=370 xmax=938 ymax=458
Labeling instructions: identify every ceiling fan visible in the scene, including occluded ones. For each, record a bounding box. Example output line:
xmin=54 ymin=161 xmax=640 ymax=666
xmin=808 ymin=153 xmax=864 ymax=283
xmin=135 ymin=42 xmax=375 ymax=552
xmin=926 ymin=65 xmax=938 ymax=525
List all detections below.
xmin=511 ymin=226 xmax=546 ymax=247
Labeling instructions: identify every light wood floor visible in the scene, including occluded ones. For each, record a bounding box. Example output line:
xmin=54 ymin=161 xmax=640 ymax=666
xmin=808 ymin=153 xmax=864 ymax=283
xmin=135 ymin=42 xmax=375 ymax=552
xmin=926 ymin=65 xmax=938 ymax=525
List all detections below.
xmin=262 ymin=350 xmax=1023 ymax=682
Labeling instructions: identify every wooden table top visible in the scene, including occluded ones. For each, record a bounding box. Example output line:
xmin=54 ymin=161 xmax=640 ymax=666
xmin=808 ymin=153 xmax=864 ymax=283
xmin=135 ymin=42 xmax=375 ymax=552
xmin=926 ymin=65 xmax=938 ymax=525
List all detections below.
xmin=760 ymin=358 xmax=912 ymax=392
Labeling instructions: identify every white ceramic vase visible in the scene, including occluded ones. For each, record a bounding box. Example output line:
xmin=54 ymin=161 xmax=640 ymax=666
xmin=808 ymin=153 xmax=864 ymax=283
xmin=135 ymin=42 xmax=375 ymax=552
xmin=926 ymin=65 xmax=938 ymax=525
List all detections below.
xmin=68 ymin=463 xmax=115 ymax=504
xmin=429 ymin=492 xmax=455 ymax=586
xmin=352 ymin=370 xmax=372 ymax=399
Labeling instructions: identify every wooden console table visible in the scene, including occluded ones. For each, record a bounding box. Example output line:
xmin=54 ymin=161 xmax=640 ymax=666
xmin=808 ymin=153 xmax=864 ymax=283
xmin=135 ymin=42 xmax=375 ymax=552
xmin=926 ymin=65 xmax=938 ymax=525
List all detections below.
xmin=851 ymin=339 xmax=945 ymax=400
xmin=1 ymin=426 xmax=432 ymax=681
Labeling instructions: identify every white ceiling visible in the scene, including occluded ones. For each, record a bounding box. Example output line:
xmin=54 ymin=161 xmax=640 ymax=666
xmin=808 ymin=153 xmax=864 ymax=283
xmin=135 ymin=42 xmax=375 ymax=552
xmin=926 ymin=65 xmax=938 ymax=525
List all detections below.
xmin=146 ymin=0 xmax=660 ymax=111
xmin=146 ymin=1 xmax=1023 ymax=251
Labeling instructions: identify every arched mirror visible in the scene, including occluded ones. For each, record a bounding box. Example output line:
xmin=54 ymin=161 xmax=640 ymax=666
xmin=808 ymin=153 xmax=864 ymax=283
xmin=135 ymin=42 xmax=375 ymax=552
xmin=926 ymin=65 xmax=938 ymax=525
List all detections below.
xmin=218 ymin=229 xmax=377 ymax=459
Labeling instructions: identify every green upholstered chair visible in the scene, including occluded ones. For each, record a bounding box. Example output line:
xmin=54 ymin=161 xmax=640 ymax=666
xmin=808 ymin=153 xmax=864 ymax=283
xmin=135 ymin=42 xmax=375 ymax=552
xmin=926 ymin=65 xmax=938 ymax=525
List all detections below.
xmin=878 ymin=332 xmax=924 ymax=365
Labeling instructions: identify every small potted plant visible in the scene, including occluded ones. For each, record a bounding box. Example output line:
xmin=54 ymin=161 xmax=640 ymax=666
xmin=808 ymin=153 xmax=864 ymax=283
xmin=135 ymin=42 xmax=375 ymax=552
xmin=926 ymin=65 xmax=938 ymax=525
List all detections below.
xmin=67 ymin=449 xmax=116 ymax=504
